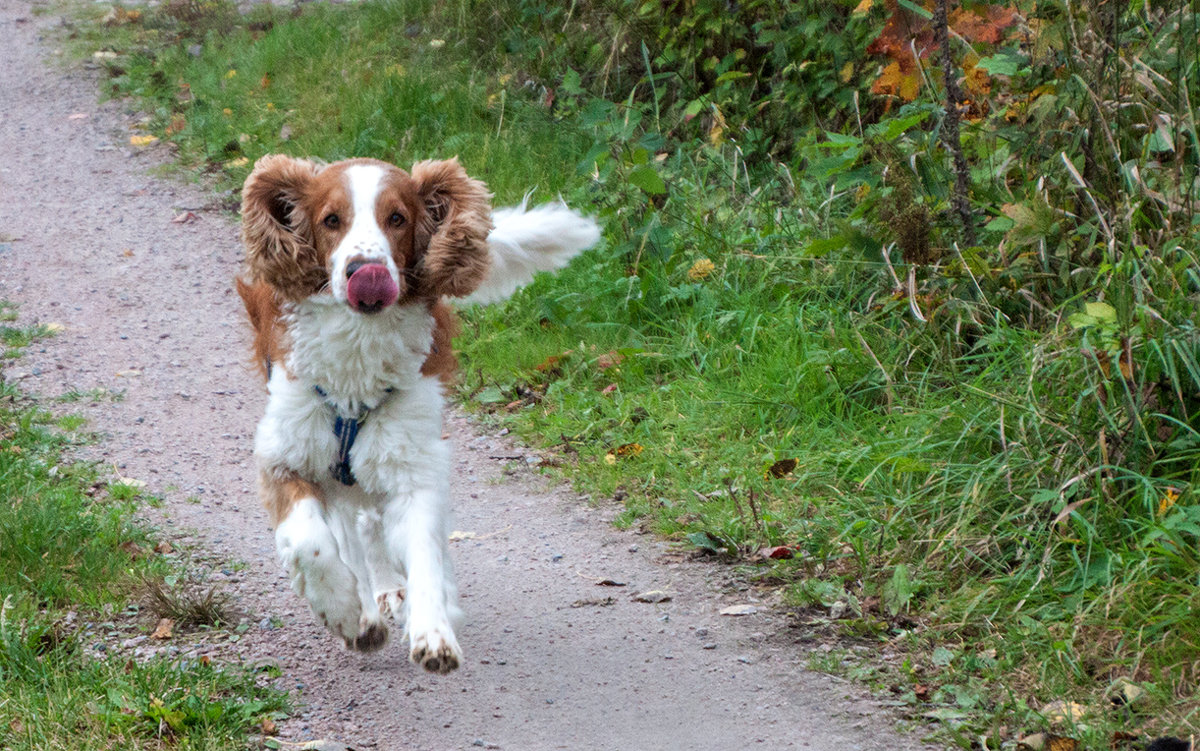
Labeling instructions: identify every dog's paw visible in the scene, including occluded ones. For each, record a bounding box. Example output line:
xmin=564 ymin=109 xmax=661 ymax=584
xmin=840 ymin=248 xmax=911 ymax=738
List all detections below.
xmin=346 ymin=616 xmax=389 ymax=652
xmin=375 ymin=588 xmax=406 ymax=622
xmin=409 ymin=626 xmax=462 ymax=674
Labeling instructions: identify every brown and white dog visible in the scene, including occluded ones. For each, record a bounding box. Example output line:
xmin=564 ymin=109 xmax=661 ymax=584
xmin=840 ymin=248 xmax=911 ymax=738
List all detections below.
xmin=236 ymin=155 xmax=598 ymax=673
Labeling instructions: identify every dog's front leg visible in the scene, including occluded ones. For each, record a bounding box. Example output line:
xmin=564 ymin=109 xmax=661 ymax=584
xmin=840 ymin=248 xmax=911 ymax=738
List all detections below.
xmin=265 ymin=471 xmax=387 ymax=651
xmin=382 ymin=487 xmax=463 ymax=674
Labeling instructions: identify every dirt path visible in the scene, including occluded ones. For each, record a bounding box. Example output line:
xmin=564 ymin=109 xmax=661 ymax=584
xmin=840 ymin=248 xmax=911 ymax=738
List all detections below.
xmin=0 ymin=4 xmax=928 ymax=749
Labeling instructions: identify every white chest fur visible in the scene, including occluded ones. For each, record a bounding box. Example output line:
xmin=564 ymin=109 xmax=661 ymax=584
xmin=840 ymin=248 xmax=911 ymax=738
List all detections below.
xmin=255 ymin=299 xmax=449 ymax=497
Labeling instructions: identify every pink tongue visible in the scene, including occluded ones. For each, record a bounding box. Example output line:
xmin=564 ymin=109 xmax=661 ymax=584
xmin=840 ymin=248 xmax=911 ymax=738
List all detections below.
xmin=346 ymin=264 xmax=400 ymax=311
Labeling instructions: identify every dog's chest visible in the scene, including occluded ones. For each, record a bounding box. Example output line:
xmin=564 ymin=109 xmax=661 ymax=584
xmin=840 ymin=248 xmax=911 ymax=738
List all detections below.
xmin=255 ymin=302 xmax=449 ymax=495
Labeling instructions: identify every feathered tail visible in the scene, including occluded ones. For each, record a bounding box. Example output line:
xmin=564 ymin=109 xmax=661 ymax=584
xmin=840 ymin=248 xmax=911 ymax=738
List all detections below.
xmin=459 ymin=200 xmax=601 ymax=305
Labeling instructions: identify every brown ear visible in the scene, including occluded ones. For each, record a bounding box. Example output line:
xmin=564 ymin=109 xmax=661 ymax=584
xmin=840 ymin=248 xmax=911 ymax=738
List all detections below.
xmin=411 ymin=158 xmax=493 ymax=298
xmin=240 ymin=154 xmax=325 ymax=301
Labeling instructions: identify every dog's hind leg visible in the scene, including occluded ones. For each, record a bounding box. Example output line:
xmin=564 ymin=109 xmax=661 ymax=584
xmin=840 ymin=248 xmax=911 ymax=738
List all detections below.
xmin=264 ymin=471 xmax=385 ymax=651
xmin=382 ymin=485 xmax=463 ymax=674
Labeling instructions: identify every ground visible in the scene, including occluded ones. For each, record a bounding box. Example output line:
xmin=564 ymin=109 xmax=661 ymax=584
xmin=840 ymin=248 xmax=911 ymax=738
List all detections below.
xmin=0 ymin=3 xmax=929 ymax=748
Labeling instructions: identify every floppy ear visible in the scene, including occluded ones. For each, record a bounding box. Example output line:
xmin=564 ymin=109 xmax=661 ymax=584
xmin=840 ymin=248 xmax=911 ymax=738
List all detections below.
xmin=240 ymin=154 xmax=325 ymax=300
xmin=411 ymin=158 xmax=493 ymax=298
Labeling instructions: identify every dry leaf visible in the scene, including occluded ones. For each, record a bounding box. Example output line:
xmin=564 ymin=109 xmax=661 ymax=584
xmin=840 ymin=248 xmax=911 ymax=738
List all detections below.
xmin=150 ymin=617 xmax=175 ymax=640
xmin=687 ymin=258 xmax=716 ymax=281
xmin=261 ymin=716 xmax=278 ymax=735
xmin=67 ymin=113 xmax=88 ymax=121
xmin=44 ymin=322 xmax=65 ymax=333
xmin=129 ymin=134 xmax=159 ymax=147
xmin=116 ymin=369 xmax=142 ymax=377
xmin=154 ymin=541 xmax=174 ymax=555
xmin=765 ymin=458 xmax=798 ymax=479
xmin=633 ymin=590 xmax=672 ymax=603
xmin=448 ymin=530 xmax=476 ymax=542
xmin=172 ymin=211 xmax=201 ymax=224
xmin=719 ymin=604 xmax=759 ymax=616
xmin=115 ymin=476 xmax=146 ymax=487
xmin=756 ymin=545 xmax=795 ymax=560
xmin=1041 ymin=699 xmax=1088 ymax=725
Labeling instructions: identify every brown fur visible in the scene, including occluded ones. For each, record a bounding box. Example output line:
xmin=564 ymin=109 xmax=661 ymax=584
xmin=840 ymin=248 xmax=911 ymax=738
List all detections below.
xmin=411 ymin=158 xmax=493 ymax=299
xmin=235 ymin=278 xmax=286 ymax=381
xmin=241 ymin=155 xmax=327 ymax=301
xmin=420 ymin=301 xmax=460 ymax=383
xmin=260 ymin=467 xmax=325 ymax=526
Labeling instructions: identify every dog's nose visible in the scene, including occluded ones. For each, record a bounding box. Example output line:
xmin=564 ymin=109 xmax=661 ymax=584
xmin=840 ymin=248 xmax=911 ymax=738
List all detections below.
xmin=346 ymin=260 xmax=367 ymax=279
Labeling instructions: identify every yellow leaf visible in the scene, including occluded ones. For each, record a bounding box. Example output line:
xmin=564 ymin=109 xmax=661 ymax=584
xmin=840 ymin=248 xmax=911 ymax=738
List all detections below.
xmin=222 ymin=108 xmax=232 ymax=116
xmin=1159 ymin=487 xmax=1181 ymax=515
xmin=129 ymin=134 xmax=158 ymax=147
xmin=852 ymin=0 xmax=873 ymax=15
xmin=224 ymin=69 xmax=237 ymax=79
xmin=839 ymin=62 xmax=854 ymax=84
xmin=150 ymin=618 xmax=175 ymax=640
xmin=687 ymin=258 xmax=716 ymax=280
xmin=708 ymin=105 xmax=727 ymax=147
xmin=226 ymin=157 xmax=250 ymax=168
xmin=604 ymin=453 xmax=617 ymax=465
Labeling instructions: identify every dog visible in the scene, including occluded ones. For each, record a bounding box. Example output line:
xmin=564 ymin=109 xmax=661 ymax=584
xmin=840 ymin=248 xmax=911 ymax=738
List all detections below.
xmin=235 ymin=154 xmax=598 ymax=672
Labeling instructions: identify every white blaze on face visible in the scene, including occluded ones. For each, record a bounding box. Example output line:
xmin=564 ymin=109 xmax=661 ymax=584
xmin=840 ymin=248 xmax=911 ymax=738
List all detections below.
xmin=330 ymin=164 xmax=400 ymax=305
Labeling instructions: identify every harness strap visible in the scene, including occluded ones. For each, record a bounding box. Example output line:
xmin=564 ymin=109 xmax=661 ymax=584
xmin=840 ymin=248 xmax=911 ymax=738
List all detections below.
xmin=313 ymin=384 xmax=396 ymax=487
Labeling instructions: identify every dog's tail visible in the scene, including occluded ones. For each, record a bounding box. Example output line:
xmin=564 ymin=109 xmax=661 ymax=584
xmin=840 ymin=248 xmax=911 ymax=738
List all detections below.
xmin=459 ymin=200 xmax=601 ymax=305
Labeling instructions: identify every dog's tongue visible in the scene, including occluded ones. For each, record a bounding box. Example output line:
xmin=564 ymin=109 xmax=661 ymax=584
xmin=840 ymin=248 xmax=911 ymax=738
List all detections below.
xmin=346 ymin=264 xmax=400 ymax=312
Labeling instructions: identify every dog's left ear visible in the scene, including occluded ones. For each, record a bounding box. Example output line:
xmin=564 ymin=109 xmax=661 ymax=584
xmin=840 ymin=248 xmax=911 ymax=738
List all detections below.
xmin=411 ymin=158 xmax=493 ymax=298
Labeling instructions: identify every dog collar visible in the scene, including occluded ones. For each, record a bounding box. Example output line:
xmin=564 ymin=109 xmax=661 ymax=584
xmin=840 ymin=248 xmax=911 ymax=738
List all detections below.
xmin=313 ymin=385 xmax=396 ymax=486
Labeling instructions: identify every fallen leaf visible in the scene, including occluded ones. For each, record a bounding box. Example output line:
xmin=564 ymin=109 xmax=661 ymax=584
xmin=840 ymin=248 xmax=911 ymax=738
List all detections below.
xmin=687 ymin=258 xmax=716 ymax=281
xmin=115 ymin=476 xmax=146 ymax=487
xmin=633 ymin=590 xmax=672 ymax=603
xmin=67 ymin=113 xmax=88 ymax=121
xmin=600 ymin=383 xmax=618 ymax=394
xmin=595 ymin=578 xmax=627 ymax=587
xmin=595 ymin=351 xmax=625 ymax=369
xmin=1041 ymin=699 xmax=1088 ymax=725
xmin=154 ymin=541 xmax=174 ymax=555
xmin=171 ymin=211 xmax=200 ymax=224
xmin=756 ymin=545 xmax=795 ymax=560
xmin=150 ymin=618 xmax=175 ymax=640
xmin=116 ymin=369 xmax=142 ymax=378
xmin=226 ymin=157 xmax=250 ymax=169
xmin=448 ymin=530 xmax=476 ymax=542
xmin=120 ymin=540 xmax=147 ymax=558
xmin=164 ymin=114 xmax=187 ymax=135
xmin=261 ymin=716 xmax=278 ymax=735
xmin=44 ymin=322 xmax=65 ymax=333
xmin=129 ymin=134 xmax=158 ymax=147
xmin=765 ymin=458 xmax=798 ymax=479
xmin=92 ymin=50 xmax=119 ymax=61
xmin=1158 ymin=487 xmax=1181 ymax=516
xmin=719 ymin=604 xmax=759 ymax=616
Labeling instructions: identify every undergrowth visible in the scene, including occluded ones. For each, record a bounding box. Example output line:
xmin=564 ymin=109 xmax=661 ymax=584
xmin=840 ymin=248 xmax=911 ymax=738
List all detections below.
xmin=68 ymin=0 xmax=1200 ymax=745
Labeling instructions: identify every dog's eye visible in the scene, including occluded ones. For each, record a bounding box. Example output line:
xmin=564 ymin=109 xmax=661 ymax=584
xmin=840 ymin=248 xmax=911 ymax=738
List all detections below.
xmin=388 ymin=211 xmax=406 ymax=227
xmin=323 ymin=214 xmax=340 ymax=229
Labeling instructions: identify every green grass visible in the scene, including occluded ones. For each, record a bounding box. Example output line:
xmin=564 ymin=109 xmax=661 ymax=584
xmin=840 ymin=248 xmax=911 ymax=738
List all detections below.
xmin=0 ymin=329 xmax=287 ymax=748
xmin=66 ymin=0 xmax=1200 ymax=744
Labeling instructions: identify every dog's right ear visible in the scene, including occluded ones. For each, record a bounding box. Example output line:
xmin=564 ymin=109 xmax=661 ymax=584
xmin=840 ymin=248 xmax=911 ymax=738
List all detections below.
xmin=240 ymin=154 xmax=325 ymax=300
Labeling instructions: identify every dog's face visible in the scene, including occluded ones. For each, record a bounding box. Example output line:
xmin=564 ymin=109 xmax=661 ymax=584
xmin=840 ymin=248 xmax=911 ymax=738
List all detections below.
xmin=241 ymin=155 xmax=493 ymax=312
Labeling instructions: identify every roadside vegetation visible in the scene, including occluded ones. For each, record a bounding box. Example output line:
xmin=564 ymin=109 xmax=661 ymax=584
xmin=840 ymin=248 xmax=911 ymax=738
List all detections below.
xmin=0 ymin=319 xmax=287 ymax=748
xmin=66 ymin=0 xmax=1199 ymax=746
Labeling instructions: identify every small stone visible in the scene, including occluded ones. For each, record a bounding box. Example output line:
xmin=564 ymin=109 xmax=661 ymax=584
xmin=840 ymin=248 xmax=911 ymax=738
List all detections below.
xmin=702 ymin=642 xmax=718 ymax=650
xmin=633 ymin=590 xmax=671 ymax=603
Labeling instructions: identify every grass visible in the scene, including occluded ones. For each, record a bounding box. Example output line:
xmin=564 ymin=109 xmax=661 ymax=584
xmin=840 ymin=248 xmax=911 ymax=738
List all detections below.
xmin=0 ymin=319 xmax=288 ymax=748
xmin=63 ymin=0 xmax=1200 ymax=745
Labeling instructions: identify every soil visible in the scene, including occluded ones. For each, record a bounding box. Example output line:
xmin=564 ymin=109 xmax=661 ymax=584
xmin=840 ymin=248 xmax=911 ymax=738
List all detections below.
xmin=0 ymin=3 xmax=930 ymax=749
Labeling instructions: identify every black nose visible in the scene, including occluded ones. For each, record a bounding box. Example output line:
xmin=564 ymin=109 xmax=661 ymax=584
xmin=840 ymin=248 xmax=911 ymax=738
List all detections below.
xmin=346 ymin=260 xmax=367 ymax=279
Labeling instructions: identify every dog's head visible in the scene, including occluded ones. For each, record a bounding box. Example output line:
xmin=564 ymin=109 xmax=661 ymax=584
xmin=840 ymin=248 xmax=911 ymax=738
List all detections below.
xmin=240 ymin=155 xmax=493 ymax=313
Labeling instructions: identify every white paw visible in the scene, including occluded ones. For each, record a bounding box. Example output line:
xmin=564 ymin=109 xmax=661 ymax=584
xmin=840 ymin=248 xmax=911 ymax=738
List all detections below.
xmin=409 ymin=623 xmax=462 ymax=674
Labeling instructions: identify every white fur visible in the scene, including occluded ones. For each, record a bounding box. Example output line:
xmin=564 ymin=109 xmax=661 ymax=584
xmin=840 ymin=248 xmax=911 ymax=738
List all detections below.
xmin=329 ymin=164 xmax=402 ymax=305
xmin=463 ymin=201 xmax=601 ymax=304
xmin=254 ymin=174 xmax=599 ymax=673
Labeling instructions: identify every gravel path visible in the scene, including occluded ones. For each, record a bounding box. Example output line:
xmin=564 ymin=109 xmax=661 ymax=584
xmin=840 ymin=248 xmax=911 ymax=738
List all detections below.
xmin=0 ymin=4 xmax=929 ymax=749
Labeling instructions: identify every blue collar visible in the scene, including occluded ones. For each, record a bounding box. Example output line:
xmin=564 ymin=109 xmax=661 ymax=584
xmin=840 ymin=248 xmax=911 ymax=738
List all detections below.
xmin=313 ymin=385 xmax=396 ymax=486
